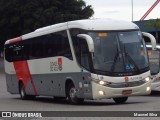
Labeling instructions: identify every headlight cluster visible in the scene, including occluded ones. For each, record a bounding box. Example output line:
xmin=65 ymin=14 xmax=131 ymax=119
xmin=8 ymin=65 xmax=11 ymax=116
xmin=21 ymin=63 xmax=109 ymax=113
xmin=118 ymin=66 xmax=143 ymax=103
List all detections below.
xmin=88 ymin=77 xmax=110 ymax=86
xmin=98 ymin=80 xmax=110 ymax=86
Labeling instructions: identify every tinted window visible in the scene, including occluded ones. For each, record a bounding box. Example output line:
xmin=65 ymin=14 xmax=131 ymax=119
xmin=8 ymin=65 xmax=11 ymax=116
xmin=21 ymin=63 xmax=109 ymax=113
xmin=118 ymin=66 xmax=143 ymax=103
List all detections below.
xmin=5 ymin=30 xmax=73 ymax=62
xmin=70 ymin=29 xmax=91 ymax=70
xmin=45 ymin=31 xmax=73 ymax=60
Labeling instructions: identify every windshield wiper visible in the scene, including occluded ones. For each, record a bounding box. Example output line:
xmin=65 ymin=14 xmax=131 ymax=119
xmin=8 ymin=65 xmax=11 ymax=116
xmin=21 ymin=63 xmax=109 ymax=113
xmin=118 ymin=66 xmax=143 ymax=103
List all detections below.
xmin=124 ymin=46 xmax=140 ymax=72
xmin=110 ymin=47 xmax=121 ymax=73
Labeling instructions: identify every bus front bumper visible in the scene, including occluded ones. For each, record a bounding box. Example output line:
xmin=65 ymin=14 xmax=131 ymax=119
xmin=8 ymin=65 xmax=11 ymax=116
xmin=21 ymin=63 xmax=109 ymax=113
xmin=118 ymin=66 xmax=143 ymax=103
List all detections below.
xmin=91 ymin=82 xmax=151 ymax=100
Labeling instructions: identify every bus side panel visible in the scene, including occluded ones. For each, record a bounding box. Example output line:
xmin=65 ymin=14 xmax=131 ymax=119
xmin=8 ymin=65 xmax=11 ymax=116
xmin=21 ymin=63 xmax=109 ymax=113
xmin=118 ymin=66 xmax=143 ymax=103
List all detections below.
xmin=26 ymin=57 xmax=93 ymax=98
xmin=5 ymin=73 xmax=19 ymax=94
xmin=5 ymin=60 xmax=19 ymax=94
xmin=25 ymin=80 xmax=37 ymax=95
xmin=29 ymin=72 xmax=93 ymax=98
xmin=31 ymin=74 xmax=60 ymax=96
xmin=73 ymin=72 xmax=93 ymax=99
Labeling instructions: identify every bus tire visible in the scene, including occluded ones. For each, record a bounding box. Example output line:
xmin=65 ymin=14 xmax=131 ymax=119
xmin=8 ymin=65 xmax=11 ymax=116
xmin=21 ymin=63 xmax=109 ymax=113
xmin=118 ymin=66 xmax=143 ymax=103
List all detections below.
xmin=19 ymin=83 xmax=36 ymax=100
xmin=19 ymin=83 xmax=28 ymax=100
xmin=113 ymin=97 xmax=128 ymax=104
xmin=67 ymin=83 xmax=84 ymax=104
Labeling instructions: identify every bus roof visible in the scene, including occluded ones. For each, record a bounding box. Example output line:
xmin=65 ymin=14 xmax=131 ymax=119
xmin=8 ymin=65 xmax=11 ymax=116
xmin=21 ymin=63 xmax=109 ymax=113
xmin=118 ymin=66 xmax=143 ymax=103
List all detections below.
xmin=67 ymin=19 xmax=139 ymax=31
xmin=5 ymin=19 xmax=139 ymax=44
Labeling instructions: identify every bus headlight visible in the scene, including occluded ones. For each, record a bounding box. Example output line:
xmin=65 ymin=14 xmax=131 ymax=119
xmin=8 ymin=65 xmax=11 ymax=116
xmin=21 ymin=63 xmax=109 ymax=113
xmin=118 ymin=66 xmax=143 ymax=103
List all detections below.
xmin=99 ymin=80 xmax=105 ymax=85
xmin=144 ymin=77 xmax=150 ymax=82
xmin=98 ymin=80 xmax=110 ymax=86
xmin=88 ymin=77 xmax=111 ymax=86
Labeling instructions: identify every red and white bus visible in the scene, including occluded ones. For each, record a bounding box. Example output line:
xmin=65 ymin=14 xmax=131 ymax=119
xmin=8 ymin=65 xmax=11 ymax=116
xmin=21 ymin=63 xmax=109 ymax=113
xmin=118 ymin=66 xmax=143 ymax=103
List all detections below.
xmin=4 ymin=19 xmax=155 ymax=104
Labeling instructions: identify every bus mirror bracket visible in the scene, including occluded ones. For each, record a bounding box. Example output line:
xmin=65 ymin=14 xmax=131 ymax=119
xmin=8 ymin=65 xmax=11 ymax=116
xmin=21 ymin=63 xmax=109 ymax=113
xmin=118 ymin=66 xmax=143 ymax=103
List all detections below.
xmin=77 ymin=34 xmax=94 ymax=53
xmin=142 ymin=32 xmax=156 ymax=50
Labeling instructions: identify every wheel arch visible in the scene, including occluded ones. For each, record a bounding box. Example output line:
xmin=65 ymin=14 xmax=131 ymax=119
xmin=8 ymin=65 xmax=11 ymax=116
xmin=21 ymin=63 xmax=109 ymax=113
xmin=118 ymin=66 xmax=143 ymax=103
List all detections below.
xmin=65 ymin=79 xmax=74 ymax=96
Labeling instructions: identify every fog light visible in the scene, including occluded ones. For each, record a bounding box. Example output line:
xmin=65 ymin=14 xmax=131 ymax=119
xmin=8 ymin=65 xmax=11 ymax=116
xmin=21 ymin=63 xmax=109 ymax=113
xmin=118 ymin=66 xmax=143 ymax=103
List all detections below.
xmin=99 ymin=90 xmax=104 ymax=95
xmin=146 ymin=87 xmax=151 ymax=92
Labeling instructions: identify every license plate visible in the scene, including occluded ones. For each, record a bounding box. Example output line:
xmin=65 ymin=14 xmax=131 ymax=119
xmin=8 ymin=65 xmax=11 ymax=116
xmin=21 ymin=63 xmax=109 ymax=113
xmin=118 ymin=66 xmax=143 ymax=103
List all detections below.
xmin=122 ymin=90 xmax=132 ymax=95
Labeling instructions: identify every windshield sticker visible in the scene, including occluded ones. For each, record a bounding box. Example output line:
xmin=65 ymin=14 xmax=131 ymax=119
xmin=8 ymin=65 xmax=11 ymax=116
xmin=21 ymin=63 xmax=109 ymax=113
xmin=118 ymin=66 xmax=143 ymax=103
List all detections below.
xmin=125 ymin=64 xmax=134 ymax=70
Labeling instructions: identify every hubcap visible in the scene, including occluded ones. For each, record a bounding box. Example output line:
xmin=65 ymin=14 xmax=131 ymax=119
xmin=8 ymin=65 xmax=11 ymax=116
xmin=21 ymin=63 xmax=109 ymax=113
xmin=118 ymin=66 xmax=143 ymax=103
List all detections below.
xmin=69 ymin=88 xmax=77 ymax=100
xmin=21 ymin=87 xmax=24 ymax=97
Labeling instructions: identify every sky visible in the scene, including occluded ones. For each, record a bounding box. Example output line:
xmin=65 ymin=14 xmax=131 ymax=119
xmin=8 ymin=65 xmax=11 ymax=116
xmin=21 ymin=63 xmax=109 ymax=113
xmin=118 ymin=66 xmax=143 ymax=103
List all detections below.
xmin=84 ymin=0 xmax=160 ymax=21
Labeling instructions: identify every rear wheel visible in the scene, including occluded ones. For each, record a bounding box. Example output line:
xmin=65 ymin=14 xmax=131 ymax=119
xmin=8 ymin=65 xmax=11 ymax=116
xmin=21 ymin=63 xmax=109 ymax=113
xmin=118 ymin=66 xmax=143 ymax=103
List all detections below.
xmin=113 ymin=97 xmax=128 ymax=104
xmin=19 ymin=83 xmax=27 ymax=100
xmin=67 ymin=83 xmax=84 ymax=104
xmin=19 ymin=83 xmax=35 ymax=100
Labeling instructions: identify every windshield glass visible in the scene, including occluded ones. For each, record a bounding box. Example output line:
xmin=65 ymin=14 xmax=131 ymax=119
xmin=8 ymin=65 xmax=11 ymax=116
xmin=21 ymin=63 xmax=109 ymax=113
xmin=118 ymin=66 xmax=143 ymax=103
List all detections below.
xmin=88 ymin=30 xmax=149 ymax=76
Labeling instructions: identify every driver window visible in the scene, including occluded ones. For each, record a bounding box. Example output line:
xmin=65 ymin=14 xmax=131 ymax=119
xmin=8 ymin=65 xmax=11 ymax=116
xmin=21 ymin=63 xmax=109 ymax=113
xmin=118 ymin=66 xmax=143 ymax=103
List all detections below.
xmin=72 ymin=37 xmax=91 ymax=70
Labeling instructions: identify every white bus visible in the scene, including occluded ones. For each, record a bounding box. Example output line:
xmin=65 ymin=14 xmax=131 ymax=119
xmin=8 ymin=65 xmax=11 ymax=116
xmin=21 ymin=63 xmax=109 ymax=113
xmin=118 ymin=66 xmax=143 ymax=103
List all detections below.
xmin=4 ymin=19 xmax=154 ymax=104
xmin=146 ymin=44 xmax=160 ymax=91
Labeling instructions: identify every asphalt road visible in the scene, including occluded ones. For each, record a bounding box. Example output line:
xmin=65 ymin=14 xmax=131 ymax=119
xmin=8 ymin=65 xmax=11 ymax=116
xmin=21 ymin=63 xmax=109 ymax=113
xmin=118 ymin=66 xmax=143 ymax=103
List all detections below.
xmin=0 ymin=59 xmax=160 ymax=120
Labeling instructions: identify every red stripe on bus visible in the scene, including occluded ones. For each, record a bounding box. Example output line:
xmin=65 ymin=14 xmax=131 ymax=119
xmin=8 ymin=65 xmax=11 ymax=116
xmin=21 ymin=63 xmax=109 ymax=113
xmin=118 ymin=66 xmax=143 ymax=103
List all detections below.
xmin=13 ymin=61 xmax=38 ymax=95
xmin=9 ymin=36 xmax=22 ymax=43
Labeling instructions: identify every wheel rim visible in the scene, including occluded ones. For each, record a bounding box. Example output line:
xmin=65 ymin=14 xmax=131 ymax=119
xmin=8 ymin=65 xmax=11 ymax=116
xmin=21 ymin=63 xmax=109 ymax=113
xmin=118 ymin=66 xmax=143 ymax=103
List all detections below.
xmin=21 ymin=87 xmax=25 ymax=98
xmin=69 ymin=88 xmax=77 ymax=101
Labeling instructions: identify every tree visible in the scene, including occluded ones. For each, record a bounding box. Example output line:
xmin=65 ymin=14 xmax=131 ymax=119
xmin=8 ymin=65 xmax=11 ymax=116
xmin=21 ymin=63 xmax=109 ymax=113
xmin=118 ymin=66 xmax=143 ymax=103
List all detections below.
xmin=144 ymin=18 xmax=160 ymax=42
xmin=0 ymin=0 xmax=94 ymax=51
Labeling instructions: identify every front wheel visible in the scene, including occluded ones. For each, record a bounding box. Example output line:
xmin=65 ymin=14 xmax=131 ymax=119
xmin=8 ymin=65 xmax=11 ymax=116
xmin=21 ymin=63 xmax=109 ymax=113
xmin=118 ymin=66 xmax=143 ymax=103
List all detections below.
xmin=113 ymin=97 xmax=128 ymax=104
xmin=67 ymin=83 xmax=84 ymax=104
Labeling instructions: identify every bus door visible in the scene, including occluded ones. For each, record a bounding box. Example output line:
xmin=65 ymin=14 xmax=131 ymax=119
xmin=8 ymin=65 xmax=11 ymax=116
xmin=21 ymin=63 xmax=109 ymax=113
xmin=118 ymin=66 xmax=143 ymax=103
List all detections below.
xmin=72 ymin=36 xmax=93 ymax=97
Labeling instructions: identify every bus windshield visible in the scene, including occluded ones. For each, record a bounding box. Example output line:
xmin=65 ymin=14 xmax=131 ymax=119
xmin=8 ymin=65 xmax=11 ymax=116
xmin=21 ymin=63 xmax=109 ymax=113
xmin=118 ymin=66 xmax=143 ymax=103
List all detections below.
xmin=88 ymin=30 xmax=149 ymax=76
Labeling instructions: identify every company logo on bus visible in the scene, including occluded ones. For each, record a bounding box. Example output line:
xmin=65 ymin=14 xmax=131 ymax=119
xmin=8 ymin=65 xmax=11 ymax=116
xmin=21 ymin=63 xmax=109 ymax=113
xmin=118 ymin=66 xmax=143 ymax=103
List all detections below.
xmin=58 ymin=58 xmax=62 ymax=71
xmin=124 ymin=76 xmax=129 ymax=81
xmin=50 ymin=58 xmax=63 ymax=72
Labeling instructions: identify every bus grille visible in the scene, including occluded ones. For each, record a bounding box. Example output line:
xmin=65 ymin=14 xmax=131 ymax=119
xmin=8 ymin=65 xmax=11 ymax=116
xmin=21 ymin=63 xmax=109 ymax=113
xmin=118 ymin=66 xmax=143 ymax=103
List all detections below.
xmin=107 ymin=80 xmax=145 ymax=88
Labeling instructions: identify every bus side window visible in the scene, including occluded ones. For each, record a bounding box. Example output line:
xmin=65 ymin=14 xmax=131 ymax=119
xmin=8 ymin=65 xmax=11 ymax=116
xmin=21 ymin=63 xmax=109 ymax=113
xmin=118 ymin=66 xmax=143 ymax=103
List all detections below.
xmin=44 ymin=31 xmax=73 ymax=60
xmin=72 ymin=36 xmax=81 ymax=64
xmin=31 ymin=37 xmax=45 ymax=59
xmin=80 ymin=39 xmax=90 ymax=70
xmin=44 ymin=34 xmax=57 ymax=57
xmin=72 ymin=37 xmax=91 ymax=71
xmin=11 ymin=43 xmax=25 ymax=61
xmin=5 ymin=45 xmax=13 ymax=62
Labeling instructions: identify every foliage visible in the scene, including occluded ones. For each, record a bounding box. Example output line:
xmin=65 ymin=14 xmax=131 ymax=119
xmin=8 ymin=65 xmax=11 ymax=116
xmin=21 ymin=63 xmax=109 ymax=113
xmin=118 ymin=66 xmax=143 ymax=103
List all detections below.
xmin=0 ymin=0 xmax=94 ymax=51
xmin=144 ymin=18 xmax=160 ymax=41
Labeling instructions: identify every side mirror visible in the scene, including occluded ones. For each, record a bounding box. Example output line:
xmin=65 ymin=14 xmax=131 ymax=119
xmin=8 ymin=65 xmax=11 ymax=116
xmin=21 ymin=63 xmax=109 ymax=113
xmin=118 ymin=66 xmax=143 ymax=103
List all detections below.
xmin=142 ymin=32 xmax=156 ymax=50
xmin=77 ymin=34 xmax=94 ymax=53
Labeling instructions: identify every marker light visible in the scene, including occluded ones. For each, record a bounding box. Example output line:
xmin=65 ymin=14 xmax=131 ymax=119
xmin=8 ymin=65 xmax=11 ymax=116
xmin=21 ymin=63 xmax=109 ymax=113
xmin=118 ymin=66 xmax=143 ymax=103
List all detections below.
xmin=98 ymin=33 xmax=108 ymax=37
xmin=99 ymin=91 xmax=104 ymax=95
xmin=145 ymin=77 xmax=150 ymax=82
xmin=146 ymin=87 xmax=151 ymax=92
